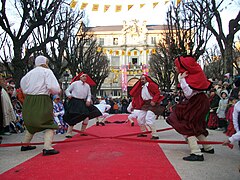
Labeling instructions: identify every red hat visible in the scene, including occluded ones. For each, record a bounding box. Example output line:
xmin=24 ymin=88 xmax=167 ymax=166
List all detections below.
xmin=71 ymin=72 xmax=96 ymax=86
xmin=175 ymin=56 xmax=211 ymax=90
xmin=129 ymin=74 xmax=158 ymax=97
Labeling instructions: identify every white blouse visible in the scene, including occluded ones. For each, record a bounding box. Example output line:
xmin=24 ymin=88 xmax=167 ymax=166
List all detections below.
xmin=20 ymin=67 xmax=60 ymax=95
xmin=65 ymin=80 xmax=91 ymax=102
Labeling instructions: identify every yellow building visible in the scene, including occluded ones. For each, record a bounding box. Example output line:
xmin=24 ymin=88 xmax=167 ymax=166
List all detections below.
xmin=86 ymin=20 xmax=168 ymax=98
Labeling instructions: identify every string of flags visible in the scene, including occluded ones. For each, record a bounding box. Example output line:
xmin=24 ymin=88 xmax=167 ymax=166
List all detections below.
xmin=96 ymin=48 xmax=157 ymax=55
xmin=69 ymin=0 xmax=182 ymax=11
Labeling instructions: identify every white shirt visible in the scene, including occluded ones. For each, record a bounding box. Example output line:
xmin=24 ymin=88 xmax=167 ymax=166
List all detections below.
xmin=94 ymin=104 xmax=111 ymax=113
xmin=20 ymin=66 xmax=60 ymax=95
xmin=141 ymin=82 xmax=152 ymax=100
xmin=229 ymin=101 xmax=240 ymax=143
xmin=65 ymin=80 xmax=91 ymax=102
xmin=180 ymin=78 xmax=199 ymax=99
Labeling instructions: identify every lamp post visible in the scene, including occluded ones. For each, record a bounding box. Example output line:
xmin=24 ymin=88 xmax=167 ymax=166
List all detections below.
xmin=63 ymin=70 xmax=69 ymax=100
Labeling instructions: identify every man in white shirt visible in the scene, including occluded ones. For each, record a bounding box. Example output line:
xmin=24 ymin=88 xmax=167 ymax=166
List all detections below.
xmin=20 ymin=55 xmax=61 ymax=156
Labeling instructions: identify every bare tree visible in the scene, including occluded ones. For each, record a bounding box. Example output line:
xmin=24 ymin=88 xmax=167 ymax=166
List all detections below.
xmin=203 ymin=45 xmax=223 ymax=80
xmin=185 ymin=0 xmax=240 ymax=76
xmin=0 ymin=0 xmax=65 ymax=87
xmin=64 ymin=23 xmax=110 ymax=96
xmin=150 ymin=2 xmax=211 ymax=90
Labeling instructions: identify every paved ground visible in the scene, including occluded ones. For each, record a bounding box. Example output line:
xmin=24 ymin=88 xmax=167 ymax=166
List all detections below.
xmin=0 ymin=116 xmax=240 ymax=179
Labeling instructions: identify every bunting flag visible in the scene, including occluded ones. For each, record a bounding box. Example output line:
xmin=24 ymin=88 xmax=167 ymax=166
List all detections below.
xmin=176 ymin=0 xmax=182 ymax=6
xmin=103 ymin=48 xmax=107 ymax=54
xmin=140 ymin=4 xmax=145 ymax=8
xmin=153 ymin=2 xmax=159 ymax=8
xmin=116 ymin=50 xmax=119 ymax=56
xmin=151 ymin=49 xmax=156 ymax=54
xmin=134 ymin=50 xmax=137 ymax=56
xmin=104 ymin=5 xmax=110 ymax=12
xmin=115 ymin=5 xmax=122 ymax=12
xmin=69 ymin=0 xmax=78 ymax=9
xmin=92 ymin=4 xmax=99 ymax=11
xmin=146 ymin=49 xmax=149 ymax=54
xmin=97 ymin=47 xmax=102 ymax=52
xmin=164 ymin=0 xmax=170 ymax=5
xmin=127 ymin=51 xmax=131 ymax=56
xmin=122 ymin=50 xmax=125 ymax=56
xmin=80 ymin=2 xmax=88 ymax=10
xmin=128 ymin=5 xmax=133 ymax=11
xmin=109 ymin=49 xmax=113 ymax=54
xmin=140 ymin=50 xmax=143 ymax=54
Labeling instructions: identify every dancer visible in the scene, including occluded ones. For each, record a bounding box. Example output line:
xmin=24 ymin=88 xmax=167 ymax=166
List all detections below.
xmin=20 ymin=55 xmax=61 ymax=156
xmin=64 ymin=73 xmax=102 ymax=138
xmin=94 ymin=100 xmax=111 ymax=126
xmin=129 ymin=74 xmax=165 ymax=140
xmin=126 ymin=101 xmax=139 ymax=126
xmin=167 ymin=56 xmax=214 ymax=161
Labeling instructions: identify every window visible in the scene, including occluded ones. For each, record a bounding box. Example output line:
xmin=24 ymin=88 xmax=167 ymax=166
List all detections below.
xmin=99 ymin=38 xmax=104 ymax=45
xmin=151 ymin=37 xmax=156 ymax=44
xmin=132 ymin=58 xmax=138 ymax=65
xmin=113 ymin=38 xmax=118 ymax=45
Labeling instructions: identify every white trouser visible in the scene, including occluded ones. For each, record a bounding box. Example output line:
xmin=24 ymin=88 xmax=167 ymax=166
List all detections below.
xmin=197 ymin=134 xmax=213 ymax=151
xmin=187 ymin=136 xmax=202 ymax=155
xmin=137 ymin=110 xmax=157 ymax=136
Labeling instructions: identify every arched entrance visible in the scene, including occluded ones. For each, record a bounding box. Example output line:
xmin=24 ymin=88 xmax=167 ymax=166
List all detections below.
xmin=127 ymin=77 xmax=139 ymax=97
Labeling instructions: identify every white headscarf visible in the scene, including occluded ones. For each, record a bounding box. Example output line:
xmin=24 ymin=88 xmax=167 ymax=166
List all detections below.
xmin=35 ymin=55 xmax=47 ymax=66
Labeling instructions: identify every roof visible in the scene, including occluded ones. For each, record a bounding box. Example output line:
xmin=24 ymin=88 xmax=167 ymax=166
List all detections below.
xmin=87 ymin=25 xmax=168 ymax=32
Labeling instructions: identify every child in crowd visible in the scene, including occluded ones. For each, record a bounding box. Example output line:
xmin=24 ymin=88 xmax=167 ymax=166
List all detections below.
xmin=53 ymin=95 xmax=67 ymax=134
xmin=216 ymin=90 xmax=229 ymax=131
xmin=225 ymin=97 xmax=238 ymax=137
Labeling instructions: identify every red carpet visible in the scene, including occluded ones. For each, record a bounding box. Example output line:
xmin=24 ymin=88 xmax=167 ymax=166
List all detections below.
xmin=1 ymin=114 xmax=180 ymax=180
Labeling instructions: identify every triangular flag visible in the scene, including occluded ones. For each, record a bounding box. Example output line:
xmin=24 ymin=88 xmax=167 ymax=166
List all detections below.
xmin=176 ymin=0 xmax=182 ymax=6
xmin=103 ymin=49 xmax=107 ymax=54
xmin=127 ymin=51 xmax=131 ymax=56
xmin=164 ymin=0 xmax=170 ymax=5
xmin=109 ymin=49 xmax=113 ymax=54
xmin=140 ymin=4 xmax=145 ymax=8
xmin=80 ymin=3 xmax=88 ymax=10
xmin=128 ymin=5 xmax=133 ymax=11
xmin=151 ymin=49 xmax=156 ymax=54
xmin=146 ymin=49 xmax=149 ymax=54
xmin=92 ymin=4 xmax=99 ymax=11
xmin=140 ymin=50 xmax=143 ymax=54
xmin=134 ymin=50 xmax=137 ymax=56
xmin=97 ymin=47 xmax=101 ymax=52
xmin=70 ymin=0 xmax=78 ymax=9
xmin=104 ymin=5 xmax=110 ymax=12
xmin=153 ymin=2 xmax=159 ymax=8
xmin=115 ymin=5 xmax=122 ymax=12
xmin=116 ymin=50 xmax=119 ymax=56
xmin=122 ymin=50 xmax=125 ymax=56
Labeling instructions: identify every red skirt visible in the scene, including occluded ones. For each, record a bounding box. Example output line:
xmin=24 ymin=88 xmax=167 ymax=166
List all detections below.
xmin=166 ymin=93 xmax=209 ymax=137
xmin=207 ymin=113 xmax=218 ymax=129
xmin=225 ymin=121 xmax=236 ymax=137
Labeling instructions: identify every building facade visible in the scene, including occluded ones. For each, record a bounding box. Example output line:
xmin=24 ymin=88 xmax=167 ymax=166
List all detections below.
xmin=86 ymin=20 xmax=168 ymax=98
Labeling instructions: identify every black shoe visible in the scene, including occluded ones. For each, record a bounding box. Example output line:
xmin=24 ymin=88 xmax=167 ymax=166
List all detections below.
xmin=131 ymin=122 xmax=134 ymax=126
xmin=100 ymin=122 xmax=105 ymax=126
xmin=137 ymin=134 xmax=147 ymax=137
xmin=151 ymin=136 xmax=159 ymax=140
xmin=80 ymin=133 xmax=88 ymax=136
xmin=183 ymin=154 xmax=204 ymax=161
xmin=21 ymin=146 xmax=36 ymax=151
xmin=42 ymin=149 xmax=59 ymax=156
xmin=96 ymin=122 xmax=99 ymax=126
xmin=65 ymin=135 xmax=72 ymax=138
xmin=201 ymin=148 xmax=214 ymax=154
